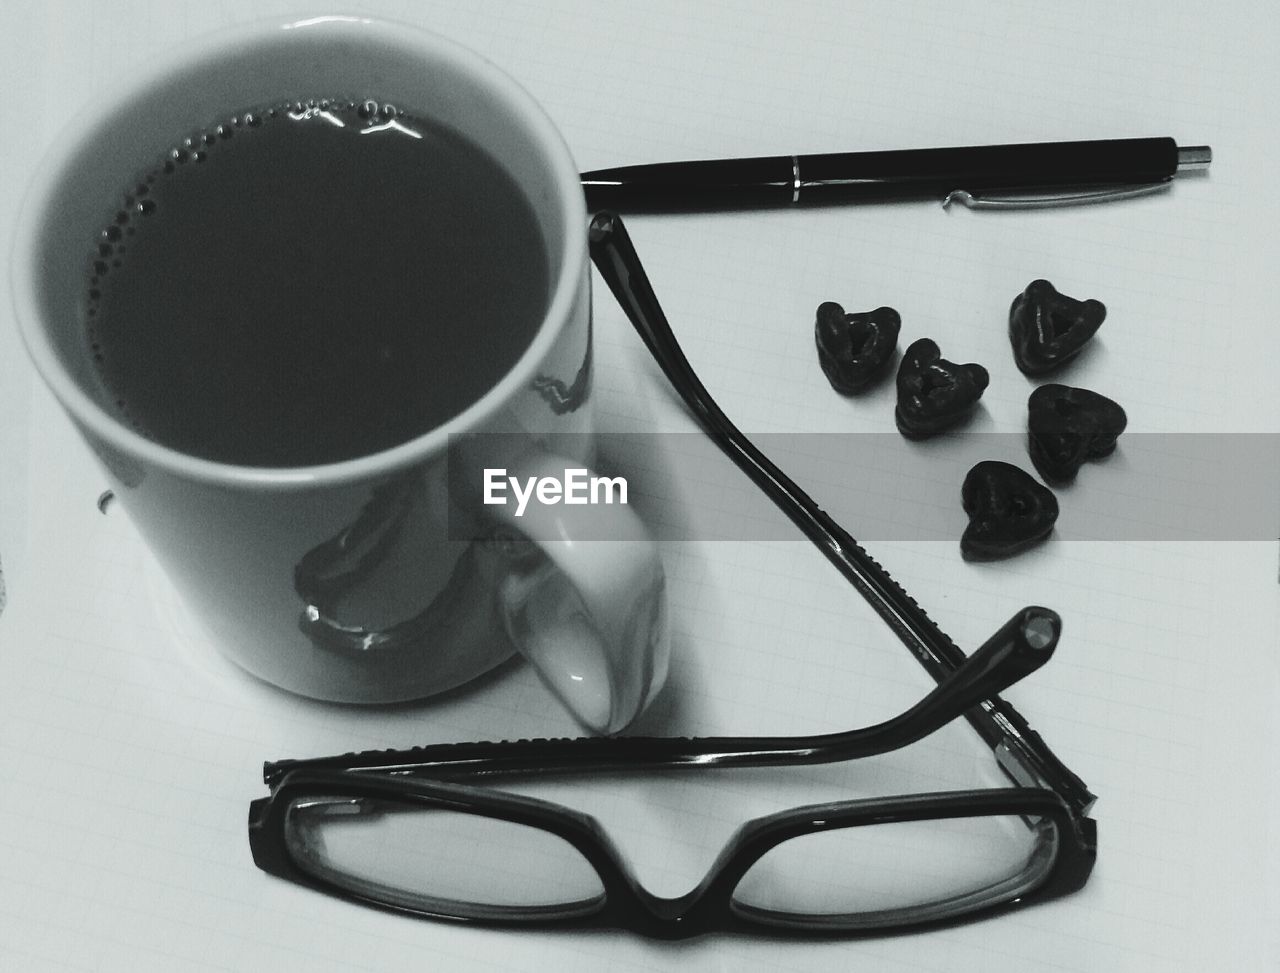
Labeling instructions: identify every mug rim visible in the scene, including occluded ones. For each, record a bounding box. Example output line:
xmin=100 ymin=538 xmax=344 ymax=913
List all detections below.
xmin=10 ymin=14 xmax=589 ymax=490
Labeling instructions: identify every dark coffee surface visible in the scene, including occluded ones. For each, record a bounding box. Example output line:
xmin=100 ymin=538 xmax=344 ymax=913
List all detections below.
xmin=86 ymin=100 xmax=549 ymax=467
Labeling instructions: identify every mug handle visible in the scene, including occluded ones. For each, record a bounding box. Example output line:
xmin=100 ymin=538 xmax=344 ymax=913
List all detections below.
xmin=484 ymin=449 xmax=669 ymax=735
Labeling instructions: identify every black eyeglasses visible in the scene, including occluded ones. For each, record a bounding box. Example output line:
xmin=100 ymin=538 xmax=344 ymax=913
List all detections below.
xmin=249 ymin=212 xmax=1096 ymax=936
xmin=251 ymin=606 xmax=1090 ymax=935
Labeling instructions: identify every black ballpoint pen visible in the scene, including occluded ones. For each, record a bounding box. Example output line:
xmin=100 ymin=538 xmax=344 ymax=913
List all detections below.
xmin=581 ymin=137 xmax=1211 ymax=212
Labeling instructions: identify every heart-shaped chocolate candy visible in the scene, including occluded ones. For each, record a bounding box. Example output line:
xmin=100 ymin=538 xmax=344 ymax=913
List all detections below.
xmin=814 ymin=302 xmax=901 ymax=394
xmin=961 ymin=461 xmax=1058 ymax=560
xmin=1009 ymin=279 xmax=1106 ymax=376
xmin=1027 ymin=384 xmax=1127 ymax=483
xmin=894 ymin=338 xmax=989 ymax=439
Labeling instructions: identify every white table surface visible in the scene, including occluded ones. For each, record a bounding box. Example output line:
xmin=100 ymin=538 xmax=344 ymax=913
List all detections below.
xmin=2 ymin=2 xmax=1278 ymax=971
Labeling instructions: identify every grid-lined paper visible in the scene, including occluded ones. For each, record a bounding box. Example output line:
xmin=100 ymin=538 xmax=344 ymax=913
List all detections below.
xmin=2 ymin=1 xmax=1278 ymax=970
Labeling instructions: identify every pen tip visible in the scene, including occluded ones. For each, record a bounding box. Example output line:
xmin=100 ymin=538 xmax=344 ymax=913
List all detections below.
xmin=1176 ymin=145 xmax=1212 ymax=171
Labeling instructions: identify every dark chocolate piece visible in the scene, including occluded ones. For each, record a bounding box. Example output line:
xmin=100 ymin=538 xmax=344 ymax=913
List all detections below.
xmin=814 ymin=302 xmax=901 ymax=394
xmin=894 ymin=338 xmax=989 ymax=439
xmin=1008 ymin=279 xmax=1106 ymax=375
xmin=1027 ymin=384 xmax=1127 ymax=483
xmin=961 ymin=460 xmax=1059 ymax=561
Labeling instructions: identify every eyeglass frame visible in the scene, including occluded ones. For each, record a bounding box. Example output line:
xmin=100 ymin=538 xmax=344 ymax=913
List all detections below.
xmin=250 ymin=769 xmax=1092 ymax=938
xmin=251 ymin=606 xmax=1095 ymax=936
xmin=249 ymin=212 xmax=1097 ymax=936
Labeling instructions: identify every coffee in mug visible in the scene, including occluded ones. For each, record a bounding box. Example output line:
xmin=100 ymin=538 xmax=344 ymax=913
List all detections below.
xmin=86 ymin=98 xmax=549 ymax=467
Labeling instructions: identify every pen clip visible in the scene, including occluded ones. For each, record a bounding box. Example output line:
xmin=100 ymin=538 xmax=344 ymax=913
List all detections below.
xmin=942 ymin=180 xmax=1171 ymax=211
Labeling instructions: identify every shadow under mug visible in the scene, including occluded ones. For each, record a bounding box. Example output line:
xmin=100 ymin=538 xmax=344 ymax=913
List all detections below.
xmin=11 ymin=16 xmax=669 ymax=736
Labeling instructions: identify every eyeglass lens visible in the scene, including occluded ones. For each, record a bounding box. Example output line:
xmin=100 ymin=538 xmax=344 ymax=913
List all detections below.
xmin=731 ymin=813 xmax=1060 ymax=929
xmin=284 ymin=796 xmax=607 ymax=921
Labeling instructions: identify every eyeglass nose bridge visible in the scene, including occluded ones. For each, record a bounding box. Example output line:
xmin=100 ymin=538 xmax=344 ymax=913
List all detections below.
xmin=602 ymin=877 xmax=738 ymax=940
xmin=582 ymin=822 xmax=762 ymax=939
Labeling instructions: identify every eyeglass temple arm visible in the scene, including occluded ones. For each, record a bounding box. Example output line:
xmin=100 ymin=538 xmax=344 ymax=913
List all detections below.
xmin=263 ymin=215 xmax=1094 ymax=814
xmin=585 ymin=211 xmax=1094 ymax=815
xmin=265 ymin=604 xmax=1055 ymax=786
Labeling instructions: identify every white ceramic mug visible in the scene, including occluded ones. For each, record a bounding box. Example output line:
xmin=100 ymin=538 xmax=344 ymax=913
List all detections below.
xmin=12 ymin=16 xmax=668 ymax=735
